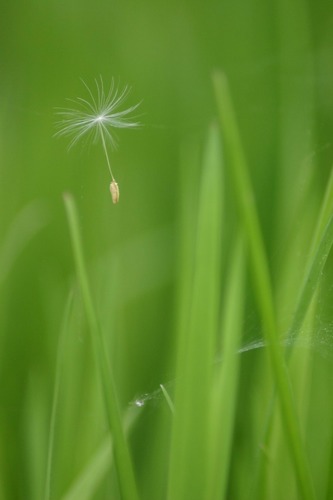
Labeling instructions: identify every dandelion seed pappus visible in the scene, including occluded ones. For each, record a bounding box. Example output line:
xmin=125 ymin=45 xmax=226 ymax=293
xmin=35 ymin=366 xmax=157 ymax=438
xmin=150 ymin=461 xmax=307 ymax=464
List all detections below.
xmin=55 ymin=76 xmax=141 ymax=203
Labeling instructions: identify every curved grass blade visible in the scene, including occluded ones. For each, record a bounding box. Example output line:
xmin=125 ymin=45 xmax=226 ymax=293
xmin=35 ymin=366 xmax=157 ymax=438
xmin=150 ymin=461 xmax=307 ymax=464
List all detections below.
xmin=286 ymin=212 xmax=333 ymax=346
xmin=212 ymin=71 xmax=315 ymax=500
xmin=61 ymin=409 xmax=138 ymax=500
xmin=62 ymin=437 xmax=112 ymax=500
xmin=252 ymin=171 xmax=333 ymax=498
xmin=167 ymin=123 xmax=223 ymax=500
xmin=63 ymin=194 xmax=139 ymax=500
xmin=44 ymin=292 xmax=73 ymax=500
xmin=309 ymin=167 xmax=333 ymax=257
xmin=285 ymin=165 xmax=333 ymax=345
xmin=207 ymin=235 xmax=245 ymax=500
xmin=159 ymin=384 xmax=175 ymax=415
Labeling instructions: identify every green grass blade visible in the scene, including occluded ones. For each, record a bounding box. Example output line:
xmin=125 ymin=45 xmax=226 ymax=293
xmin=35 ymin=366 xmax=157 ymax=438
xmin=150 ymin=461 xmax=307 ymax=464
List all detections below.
xmin=212 ymin=71 xmax=315 ymax=500
xmin=286 ymin=165 xmax=333 ymax=342
xmin=273 ymin=0 xmax=315 ymax=248
xmin=44 ymin=292 xmax=73 ymax=500
xmin=253 ymin=173 xmax=333 ymax=497
xmin=167 ymin=123 xmax=223 ymax=500
xmin=287 ymin=212 xmax=333 ymax=345
xmin=63 ymin=194 xmax=140 ymax=500
xmin=207 ymin=235 xmax=245 ymax=500
xmin=325 ymin=435 xmax=333 ymax=500
xmin=61 ymin=409 xmax=138 ymax=500
xmin=159 ymin=384 xmax=175 ymax=415
xmin=0 ymin=201 xmax=48 ymax=286
xmin=62 ymin=437 xmax=112 ymax=500
xmin=309 ymin=167 xmax=333 ymax=257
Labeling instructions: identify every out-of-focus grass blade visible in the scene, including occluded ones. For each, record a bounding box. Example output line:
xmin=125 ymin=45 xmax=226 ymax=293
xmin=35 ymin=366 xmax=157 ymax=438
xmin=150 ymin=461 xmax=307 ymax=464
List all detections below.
xmin=274 ymin=0 xmax=315 ymax=248
xmin=286 ymin=212 xmax=333 ymax=347
xmin=325 ymin=435 xmax=333 ymax=500
xmin=212 ymin=71 xmax=315 ymax=500
xmin=62 ymin=437 xmax=112 ymax=500
xmin=44 ymin=292 xmax=73 ymax=500
xmin=0 ymin=201 xmax=48 ymax=286
xmin=160 ymin=384 xmax=175 ymax=415
xmin=253 ymin=170 xmax=333 ymax=497
xmin=285 ymin=166 xmax=333 ymax=343
xmin=167 ymin=123 xmax=223 ymax=500
xmin=207 ymin=235 xmax=245 ymax=500
xmin=63 ymin=194 xmax=140 ymax=500
xmin=309 ymin=167 xmax=333 ymax=257
xmin=61 ymin=409 xmax=138 ymax=500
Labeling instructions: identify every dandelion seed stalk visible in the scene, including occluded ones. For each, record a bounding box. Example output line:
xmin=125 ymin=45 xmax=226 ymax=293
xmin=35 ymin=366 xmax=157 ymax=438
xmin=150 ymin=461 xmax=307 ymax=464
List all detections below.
xmin=99 ymin=124 xmax=115 ymax=181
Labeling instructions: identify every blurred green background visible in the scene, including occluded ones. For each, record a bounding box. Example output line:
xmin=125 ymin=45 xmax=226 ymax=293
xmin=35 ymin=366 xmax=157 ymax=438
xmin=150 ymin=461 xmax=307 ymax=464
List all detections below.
xmin=1 ymin=0 xmax=333 ymax=499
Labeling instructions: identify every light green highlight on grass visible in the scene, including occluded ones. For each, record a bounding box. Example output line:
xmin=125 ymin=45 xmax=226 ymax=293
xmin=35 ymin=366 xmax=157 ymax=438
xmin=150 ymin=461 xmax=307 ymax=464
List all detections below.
xmin=63 ymin=193 xmax=140 ymax=500
xmin=61 ymin=409 xmax=138 ymax=500
xmin=62 ymin=436 xmax=112 ymax=500
xmin=208 ymin=235 xmax=245 ymax=500
xmin=167 ymin=123 xmax=223 ymax=500
xmin=213 ymin=71 xmax=315 ymax=500
xmin=159 ymin=384 xmax=175 ymax=415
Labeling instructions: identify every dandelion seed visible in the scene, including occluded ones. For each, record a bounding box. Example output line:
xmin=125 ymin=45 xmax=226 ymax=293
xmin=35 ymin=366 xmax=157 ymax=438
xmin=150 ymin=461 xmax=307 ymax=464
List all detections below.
xmin=55 ymin=76 xmax=141 ymax=202
xmin=110 ymin=180 xmax=119 ymax=204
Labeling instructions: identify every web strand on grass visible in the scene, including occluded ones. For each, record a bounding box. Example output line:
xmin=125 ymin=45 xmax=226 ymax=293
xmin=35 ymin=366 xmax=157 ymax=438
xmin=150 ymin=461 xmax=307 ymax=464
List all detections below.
xmin=130 ymin=323 xmax=333 ymax=410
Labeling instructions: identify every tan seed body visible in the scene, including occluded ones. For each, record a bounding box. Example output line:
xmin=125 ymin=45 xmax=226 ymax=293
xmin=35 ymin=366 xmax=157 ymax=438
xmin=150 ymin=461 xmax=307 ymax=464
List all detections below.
xmin=110 ymin=181 xmax=119 ymax=204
